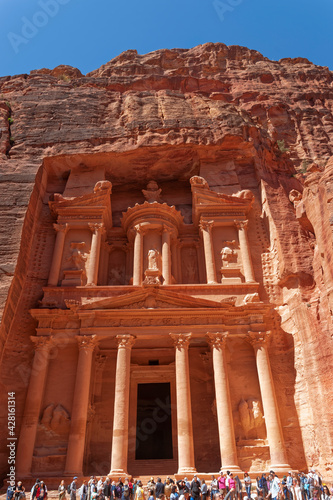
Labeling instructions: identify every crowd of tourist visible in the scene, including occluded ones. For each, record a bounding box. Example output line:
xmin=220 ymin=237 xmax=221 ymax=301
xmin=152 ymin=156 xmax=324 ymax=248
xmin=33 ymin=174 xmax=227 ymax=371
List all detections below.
xmin=6 ymin=470 xmax=333 ymax=500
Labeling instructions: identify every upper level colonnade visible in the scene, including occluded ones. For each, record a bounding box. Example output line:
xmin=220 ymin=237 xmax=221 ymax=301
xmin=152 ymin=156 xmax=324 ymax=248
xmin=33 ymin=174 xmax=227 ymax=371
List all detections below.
xmin=46 ymin=175 xmax=257 ymax=290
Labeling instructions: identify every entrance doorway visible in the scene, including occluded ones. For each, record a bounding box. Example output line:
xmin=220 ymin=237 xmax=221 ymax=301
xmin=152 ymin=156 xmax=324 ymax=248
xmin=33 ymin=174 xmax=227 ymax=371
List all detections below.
xmin=135 ymin=382 xmax=173 ymax=460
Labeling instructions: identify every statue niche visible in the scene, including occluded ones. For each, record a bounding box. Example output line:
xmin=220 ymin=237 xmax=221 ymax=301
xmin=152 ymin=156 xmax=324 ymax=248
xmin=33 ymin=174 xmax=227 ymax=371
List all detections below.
xmin=62 ymin=242 xmax=87 ymax=286
xmin=108 ymin=248 xmax=126 ymax=285
xmin=143 ymin=249 xmax=163 ymax=285
xmin=181 ymin=246 xmax=199 ymax=284
xmin=238 ymin=398 xmax=266 ymax=440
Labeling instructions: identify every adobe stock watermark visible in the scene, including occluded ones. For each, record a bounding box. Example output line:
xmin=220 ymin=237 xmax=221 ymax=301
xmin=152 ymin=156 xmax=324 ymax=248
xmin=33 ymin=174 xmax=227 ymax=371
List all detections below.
xmin=213 ymin=0 xmax=243 ymax=22
xmin=8 ymin=0 xmax=72 ymax=55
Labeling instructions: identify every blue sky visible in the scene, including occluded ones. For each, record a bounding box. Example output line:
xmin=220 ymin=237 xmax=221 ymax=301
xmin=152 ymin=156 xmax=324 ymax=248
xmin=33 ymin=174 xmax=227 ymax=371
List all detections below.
xmin=1 ymin=0 xmax=332 ymax=77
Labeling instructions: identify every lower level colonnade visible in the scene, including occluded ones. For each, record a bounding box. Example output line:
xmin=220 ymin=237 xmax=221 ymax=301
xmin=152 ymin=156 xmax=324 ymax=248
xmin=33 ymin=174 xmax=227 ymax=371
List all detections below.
xmin=16 ymin=330 xmax=291 ymax=478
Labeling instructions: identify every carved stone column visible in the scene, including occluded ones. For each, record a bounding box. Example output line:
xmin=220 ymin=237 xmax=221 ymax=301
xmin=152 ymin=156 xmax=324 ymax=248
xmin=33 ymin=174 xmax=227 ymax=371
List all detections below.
xmin=247 ymin=331 xmax=290 ymax=471
xmin=162 ymin=226 xmax=172 ymax=285
xmin=199 ymin=220 xmax=217 ymax=284
xmin=171 ymin=241 xmax=179 ymax=283
xmin=48 ymin=223 xmax=68 ymax=286
xmin=170 ymin=333 xmax=196 ymax=474
xmin=65 ymin=335 xmax=98 ymax=475
xmin=110 ymin=334 xmax=136 ymax=475
xmin=207 ymin=333 xmax=241 ymax=472
xmin=16 ymin=336 xmax=54 ymax=476
xmin=87 ymin=223 xmax=104 ymax=286
xmin=132 ymin=224 xmax=144 ymax=286
xmin=234 ymin=220 xmax=256 ymax=283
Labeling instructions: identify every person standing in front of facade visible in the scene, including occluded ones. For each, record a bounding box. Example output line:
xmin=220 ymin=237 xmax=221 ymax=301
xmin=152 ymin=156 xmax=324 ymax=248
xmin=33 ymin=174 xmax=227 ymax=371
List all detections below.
xmin=218 ymin=474 xmax=226 ymax=499
xmin=58 ymin=480 xmax=66 ymax=500
xmin=225 ymin=474 xmax=236 ymax=500
xmin=79 ymin=481 xmax=88 ymax=500
xmin=191 ymin=476 xmax=201 ymax=500
xmin=266 ymin=473 xmax=282 ymax=500
xmin=134 ymin=482 xmax=144 ymax=500
xmin=211 ymin=477 xmax=219 ymax=500
xmin=70 ymin=478 xmax=78 ymax=500
xmin=244 ymin=474 xmax=251 ymax=499
xmin=164 ymin=479 xmax=172 ymax=500
xmin=201 ymin=480 xmax=208 ymax=500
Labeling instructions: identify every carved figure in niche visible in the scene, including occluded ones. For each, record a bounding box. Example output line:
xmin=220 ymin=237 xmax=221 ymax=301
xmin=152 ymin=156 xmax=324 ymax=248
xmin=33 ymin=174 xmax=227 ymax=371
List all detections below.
xmin=148 ymin=249 xmax=159 ymax=270
xmin=221 ymin=240 xmax=237 ymax=267
xmin=66 ymin=242 xmax=87 ymax=270
xmin=109 ymin=265 xmax=124 ymax=285
xmin=142 ymin=181 xmax=163 ymax=203
xmin=238 ymin=398 xmax=265 ymax=440
xmin=143 ymin=249 xmax=162 ymax=285
xmin=190 ymin=175 xmax=209 ymax=189
xmin=40 ymin=404 xmax=71 ymax=435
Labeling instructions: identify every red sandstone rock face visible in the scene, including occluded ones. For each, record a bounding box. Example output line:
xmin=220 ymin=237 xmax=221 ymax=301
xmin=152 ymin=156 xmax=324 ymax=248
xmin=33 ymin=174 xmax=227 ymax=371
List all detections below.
xmin=0 ymin=43 xmax=333 ymax=479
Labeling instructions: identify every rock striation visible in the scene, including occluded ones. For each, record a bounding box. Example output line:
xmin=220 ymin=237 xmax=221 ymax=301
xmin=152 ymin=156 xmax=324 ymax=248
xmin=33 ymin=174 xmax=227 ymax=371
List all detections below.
xmin=0 ymin=43 xmax=333 ymax=480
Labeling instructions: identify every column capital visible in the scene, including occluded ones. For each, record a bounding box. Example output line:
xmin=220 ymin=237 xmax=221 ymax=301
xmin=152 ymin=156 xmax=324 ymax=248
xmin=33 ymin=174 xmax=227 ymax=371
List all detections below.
xmin=199 ymin=219 xmax=214 ymax=233
xmin=30 ymin=335 xmax=54 ymax=351
xmin=206 ymin=332 xmax=229 ymax=350
xmin=134 ymin=223 xmax=147 ymax=235
xmin=247 ymin=331 xmax=271 ymax=348
xmin=170 ymin=333 xmax=192 ymax=350
xmin=76 ymin=335 xmax=99 ymax=351
xmin=53 ymin=223 xmax=69 ymax=233
xmin=88 ymin=222 xmax=105 ymax=234
xmin=115 ymin=334 xmax=136 ymax=349
xmin=234 ymin=219 xmax=248 ymax=230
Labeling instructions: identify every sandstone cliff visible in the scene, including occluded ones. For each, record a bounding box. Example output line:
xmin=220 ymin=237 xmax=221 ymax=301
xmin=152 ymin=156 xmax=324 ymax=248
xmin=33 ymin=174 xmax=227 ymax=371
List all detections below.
xmin=0 ymin=43 xmax=333 ymax=478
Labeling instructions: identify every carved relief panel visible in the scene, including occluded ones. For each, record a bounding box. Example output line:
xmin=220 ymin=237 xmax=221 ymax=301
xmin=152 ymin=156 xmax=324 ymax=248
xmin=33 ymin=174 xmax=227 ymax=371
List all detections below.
xmin=180 ymin=246 xmax=200 ymax=284
xmin=108 ymin=248 xmax=126 ymax=285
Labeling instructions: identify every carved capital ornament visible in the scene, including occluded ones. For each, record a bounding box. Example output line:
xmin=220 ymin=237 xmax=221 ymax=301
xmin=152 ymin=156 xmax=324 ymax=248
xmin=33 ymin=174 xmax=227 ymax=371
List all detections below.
xmin=115 ymin=334 xmax=136 ymax=349
xmin=31 ymin=335 xmax=54 ymax=351
xmin=247 ymin=331 xmax=270 ymax=348
xmin=206 ymin=332 xmax=229 ymax=350
xmin=170 ymin=333 xmax=192 ymax=350
xmin=76 ymin=335 xmax=99 ymax=351
xmin=234 ymin=219 xmax=248 ymax=231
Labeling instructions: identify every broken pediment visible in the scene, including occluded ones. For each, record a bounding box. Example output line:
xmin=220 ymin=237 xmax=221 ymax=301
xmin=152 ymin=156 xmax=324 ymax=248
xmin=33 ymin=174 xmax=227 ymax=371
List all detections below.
xmin=190 ymin=175 xmax=254 ymax=224
xmin=79 ymin=287 xmax=226 ymax=311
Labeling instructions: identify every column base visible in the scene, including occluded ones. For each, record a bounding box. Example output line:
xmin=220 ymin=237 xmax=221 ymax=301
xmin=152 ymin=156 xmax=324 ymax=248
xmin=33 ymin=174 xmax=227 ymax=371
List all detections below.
xmin=220 ymin=465 xmax=243 ymax=474
xmin=176 ymin=467 xmax=197 ymax=475
xmin=269 ymin=464 xmax=292 ymax=473
xmin=109 ymin=469 xmax=129 ymax=478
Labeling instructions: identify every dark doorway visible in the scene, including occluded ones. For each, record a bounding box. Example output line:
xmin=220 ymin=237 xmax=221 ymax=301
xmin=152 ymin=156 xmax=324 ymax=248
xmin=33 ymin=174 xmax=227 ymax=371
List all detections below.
xmin=135 ymin=382 xmax=173 ymax=460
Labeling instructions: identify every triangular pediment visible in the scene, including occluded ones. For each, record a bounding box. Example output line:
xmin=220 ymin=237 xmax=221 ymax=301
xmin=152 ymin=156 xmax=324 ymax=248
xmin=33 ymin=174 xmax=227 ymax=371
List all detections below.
xmin=80 ymin=287 xmax=226 ymax=311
